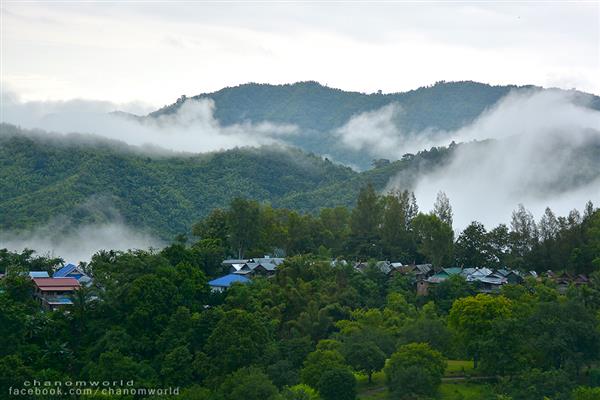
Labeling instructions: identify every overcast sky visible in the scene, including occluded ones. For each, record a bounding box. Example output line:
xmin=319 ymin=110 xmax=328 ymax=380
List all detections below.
xmin=1 ymin=1 xmax=599 ymax=109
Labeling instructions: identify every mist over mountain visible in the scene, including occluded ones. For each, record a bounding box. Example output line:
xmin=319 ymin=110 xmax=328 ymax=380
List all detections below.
xmin=0 ymin=122 xmax=456 ymax=242
xmin=147 ymin=81 xmax=600 ymax=168
xmin=1 ymin=80 xmax=599 ymax=255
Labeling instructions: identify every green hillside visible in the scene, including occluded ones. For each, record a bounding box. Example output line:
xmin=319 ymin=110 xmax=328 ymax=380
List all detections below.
xmin=0 ymin=124 xmax=454 ymax=239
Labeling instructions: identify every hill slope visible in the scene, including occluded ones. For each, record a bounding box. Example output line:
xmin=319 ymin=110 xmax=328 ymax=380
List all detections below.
xmin=0 ymin=124 xmax=454 ymax=239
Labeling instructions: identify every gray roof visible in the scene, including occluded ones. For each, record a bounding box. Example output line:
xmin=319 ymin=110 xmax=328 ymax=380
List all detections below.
xmin=222 ymin=259 xmax=251 ymax=266
xmin=415 ymin=264 xmax=432 ymax=274
xmin=254 ymin=257 xmax=285 ymax=266
xmin=375 ymin=261 xmax=394 ymax=274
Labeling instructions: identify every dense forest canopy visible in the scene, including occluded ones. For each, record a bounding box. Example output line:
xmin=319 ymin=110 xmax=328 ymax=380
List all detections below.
xmin=1 ymin=188 xmax=600 ymax=399
xmin=0 ymin=123 xmax=455 ymax=239
xmin=2 ymin=123 xmax=599 ymax=244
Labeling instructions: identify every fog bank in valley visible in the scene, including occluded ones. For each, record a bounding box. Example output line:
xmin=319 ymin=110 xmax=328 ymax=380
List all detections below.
xmin=0 ymin=222 xmax=164 ymax=263
xmin=377 ymin=90 xmax=600 ymax=229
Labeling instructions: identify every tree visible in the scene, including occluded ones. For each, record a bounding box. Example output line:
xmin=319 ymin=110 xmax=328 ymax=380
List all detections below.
xmin=316 ymin=367 xmax=356 ymax=400
xmin=219 ymin=366 xmax=279 ymax=400
xmin=455 ymin=221 xmax=492 ymax=267
xmin=300 ymin=350 xmax=346 ymax=388
xmin=433 ymin=191 xmax=453 ymax=227
xmin=429 ymin=275 xmax=474 ymax=314
xmin=349 ymin=183 xmax=382 ymax=258
xmin=488 ymin=224 xmax=511 ymax=268
xmin=384 ymin=343 xmax=446 ymax=399
xmin=342 ymin=340 xmax=385 ymax=383
xmin=204 ymin=310 xmax=271 ymax=377
xmin=510 ymin=204 xmax=538 ymax=264
xmin=412 ymin=213 xmax=454 ymax=267
xmin=160 ymin=345 xmax=193 ymax=386
xmin=228 ymin=198 xmax=261 ymax=258
xmin=539 ymin=207 xmax=559 ymax=241
xmin=448 ymin=294 xmax=513 ymax=369
xmin=380 ymin=191 xmax=414 ymax=260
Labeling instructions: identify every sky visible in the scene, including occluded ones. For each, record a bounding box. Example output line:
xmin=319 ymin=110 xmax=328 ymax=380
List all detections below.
xmin=1 ymin=1 xmax=599 ymax=109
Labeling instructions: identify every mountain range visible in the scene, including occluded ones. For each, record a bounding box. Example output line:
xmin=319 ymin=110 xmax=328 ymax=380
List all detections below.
xmin=1 ymin=80 xmax=599 ymax=240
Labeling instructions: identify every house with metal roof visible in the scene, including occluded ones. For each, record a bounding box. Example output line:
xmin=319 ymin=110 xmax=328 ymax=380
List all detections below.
xmin=32 ymin=277 xmax=80 ymax=310
xmin=54 ymin=263 xmax=92 ymax=285
xmin=208 ymin=274 xmax=251 ymax=293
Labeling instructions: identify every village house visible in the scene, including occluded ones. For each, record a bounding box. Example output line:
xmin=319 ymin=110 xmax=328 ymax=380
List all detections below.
xmin=354 ymin=260 xmax=404 ymax=275
xmin=32 ymin=277 xmax=80 ymax=310
xmin=208 ymin=274 xmax=251 ymax=293
xmin=54 ymin=263 xmax=92 ymax=285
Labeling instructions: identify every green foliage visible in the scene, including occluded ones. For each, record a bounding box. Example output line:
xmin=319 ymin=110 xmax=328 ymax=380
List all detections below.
xmin=204 ymin=309 xmax=272 ymax=377
xmin=300 ymin=350 xmax=346 ymax=388
xmin=281 ymin=384 xmax=322 ymax=400
xmin=448 ymin=294 xmax=514 ymax=371
xmin=572 ymin=386 xmax=600 ymax=400
xmin=316 ymin=367 xmax=356 ymax=400
xmin=218 ymin=366 xmax=279 ymax=400
xmin=384 ymin=343 xmax=446 ymax=399
xmin=412 ymin=213 xmax=454 ymax=268
xmin=0 ymin=124 xmax=454 ymax=241
xmin=500 ymin=368 xmax=573 ymax=400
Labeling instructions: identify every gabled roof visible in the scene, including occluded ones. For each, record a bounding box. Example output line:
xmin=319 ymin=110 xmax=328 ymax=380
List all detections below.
xmin=375 ymin=261 xmax=394 ymax=274
xmin=257 ymin=263 xmax=277 ymax=271
xmin=208 ymin=274 xmax=251 ymax=288
xmin=244 ymin=262 xmax=260 ymax=270
xmin=415 ymin=264 xmax=432 ymax=274
xmin=53 ymin=263 xmax=78 ymax=278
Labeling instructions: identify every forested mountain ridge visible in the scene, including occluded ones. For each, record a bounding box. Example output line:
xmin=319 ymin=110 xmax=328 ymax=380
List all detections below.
xmin=149 ymin=81 xmax=525 ymax=132
xmin=0 ymin=124 xmax=454 ymax=239
xmin=147 ymin=81 xmax=600 ymax=168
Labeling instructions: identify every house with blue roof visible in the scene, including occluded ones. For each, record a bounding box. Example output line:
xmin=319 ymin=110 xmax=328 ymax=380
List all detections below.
xmin=208 ymin=274 xmax=251 ymax=293
xmin=54 ymin=263 xmax=92 ymax=285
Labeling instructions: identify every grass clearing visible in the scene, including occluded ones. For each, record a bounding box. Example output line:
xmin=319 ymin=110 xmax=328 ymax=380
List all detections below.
xmin=445 ymin=360 xmax=476 ymax=377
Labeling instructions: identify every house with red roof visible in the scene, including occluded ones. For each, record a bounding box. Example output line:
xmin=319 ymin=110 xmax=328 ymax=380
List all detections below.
xmin=32 ymin=277 xmax=80 ymax=310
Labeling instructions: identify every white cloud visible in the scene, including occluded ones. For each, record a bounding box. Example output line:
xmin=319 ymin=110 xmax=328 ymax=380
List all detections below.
xmin=1 ymin=3 xmax=598 ymax=104
xmin=380 ymin=90 xmax=600 ymax=230
xmin=1 ymin=92 xmax=297 ymax=153
xmin=0 ymin=222 xmax=163 ymax=263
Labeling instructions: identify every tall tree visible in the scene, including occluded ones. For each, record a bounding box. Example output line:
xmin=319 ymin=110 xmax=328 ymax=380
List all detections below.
xmin=349 ymin=183 xmax=382 ymax=258
xmin=412 ymin=214 xmax=454 ymax=267
xmin=228 ymin=198 xmax=261 ymax=258
xmin=433 ymin=191 xmax=453 ymax=227
xmin=510 ymin=204 xmax=538 ymax=265
xmin=455 ymin=221 xmax=492 ymax=267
